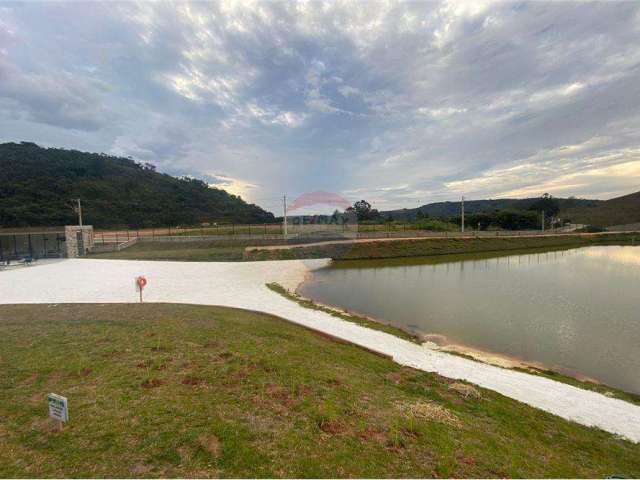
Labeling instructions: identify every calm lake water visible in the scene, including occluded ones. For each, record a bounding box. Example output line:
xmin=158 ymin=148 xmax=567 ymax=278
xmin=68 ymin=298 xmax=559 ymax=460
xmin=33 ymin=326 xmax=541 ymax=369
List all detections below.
xmin=299 ymin=245 xmax=640 ymax=394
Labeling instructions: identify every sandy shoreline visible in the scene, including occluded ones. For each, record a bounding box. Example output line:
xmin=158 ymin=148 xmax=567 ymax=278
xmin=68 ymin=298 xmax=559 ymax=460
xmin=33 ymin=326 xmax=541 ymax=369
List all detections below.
xmin=1 ymin=258 xmax=640 ymax=442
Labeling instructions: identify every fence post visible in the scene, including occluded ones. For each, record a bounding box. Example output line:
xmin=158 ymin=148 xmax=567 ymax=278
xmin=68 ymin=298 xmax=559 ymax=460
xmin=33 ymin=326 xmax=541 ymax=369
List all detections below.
xmin=127 ymin=230 xmax=130 ymax=241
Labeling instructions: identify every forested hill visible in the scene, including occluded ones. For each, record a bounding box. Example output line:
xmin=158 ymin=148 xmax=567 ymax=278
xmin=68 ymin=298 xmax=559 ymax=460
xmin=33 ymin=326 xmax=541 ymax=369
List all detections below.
xmin=384 ymin=197 xmax=602 ymax=221
xmin=0 ymin=142 xmax=275 ymax=228
xmin=559 ymin=190 xmax=640 ymax=227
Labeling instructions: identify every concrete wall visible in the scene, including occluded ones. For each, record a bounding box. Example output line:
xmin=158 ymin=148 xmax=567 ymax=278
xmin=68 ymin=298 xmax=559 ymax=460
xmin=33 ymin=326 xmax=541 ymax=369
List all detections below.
xmin=64 ymin=226 xmax=94 ymax=257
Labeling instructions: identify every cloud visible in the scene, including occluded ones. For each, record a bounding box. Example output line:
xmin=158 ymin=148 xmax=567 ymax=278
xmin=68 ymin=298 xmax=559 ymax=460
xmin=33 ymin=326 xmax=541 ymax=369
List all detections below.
xmin=1 ymin=1 xmax=640 ymax=213
xmin=203 ymin=173 xmax=258 ymax=199
xmin=0 ymin=57 xmax=114 ymax=131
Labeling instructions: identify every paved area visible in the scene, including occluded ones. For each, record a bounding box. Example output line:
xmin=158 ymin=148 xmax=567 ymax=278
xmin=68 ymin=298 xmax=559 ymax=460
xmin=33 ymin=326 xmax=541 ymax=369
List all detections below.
xmin=1 ymin=258 xmax=640 ymax=442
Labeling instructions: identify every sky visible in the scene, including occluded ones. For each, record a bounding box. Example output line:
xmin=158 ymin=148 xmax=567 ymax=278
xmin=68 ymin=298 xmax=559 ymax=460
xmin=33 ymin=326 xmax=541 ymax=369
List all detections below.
xmin=1 ymin=1 xmax=640 ymax=215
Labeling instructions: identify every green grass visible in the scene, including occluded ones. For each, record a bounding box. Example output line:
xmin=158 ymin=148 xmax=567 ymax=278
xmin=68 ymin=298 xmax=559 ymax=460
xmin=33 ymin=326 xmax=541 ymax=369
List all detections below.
xmin=89 ymin=241 xmax=250 ymax=261
xmin=245 ymin=233 xmax=639 ymax=261
xmin=1 ymin=304 xmax=639 ymax=478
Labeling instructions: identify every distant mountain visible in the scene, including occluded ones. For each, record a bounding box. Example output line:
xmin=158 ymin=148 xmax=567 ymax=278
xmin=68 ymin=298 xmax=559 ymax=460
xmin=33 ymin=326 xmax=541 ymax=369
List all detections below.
xmin=560 ymin=190 xmax=640 ymax=227
xmin=383 ymin=197 xmax=602 ymax=221
xmin=0 ymin=142 xmax=275 ymax=228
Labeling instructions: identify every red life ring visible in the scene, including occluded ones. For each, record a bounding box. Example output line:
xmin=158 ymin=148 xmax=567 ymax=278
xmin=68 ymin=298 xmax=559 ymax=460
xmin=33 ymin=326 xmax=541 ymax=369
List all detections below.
xmin=136 ymin=276 xmax=147 ymax=289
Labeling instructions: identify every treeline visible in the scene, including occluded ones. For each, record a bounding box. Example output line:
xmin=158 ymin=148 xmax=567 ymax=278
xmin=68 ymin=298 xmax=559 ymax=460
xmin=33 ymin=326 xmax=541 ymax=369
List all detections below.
xmin=452 ymin=210 xmax=540 ymax=230
xmin=452 ymin=195 xmax=562 ymax=230
xmin=316 ymin=196 xmax=562 ymax=231
xmin=0 ymin=142 xmax=275 ymax=228
xmin=383 ymin=195 xmax=599 ymax=222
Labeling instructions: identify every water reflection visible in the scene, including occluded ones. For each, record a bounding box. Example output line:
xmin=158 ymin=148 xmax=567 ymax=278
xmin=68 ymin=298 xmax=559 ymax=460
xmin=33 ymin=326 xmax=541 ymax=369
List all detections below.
xmin=300 ymin=246 xmax=640 ymax=394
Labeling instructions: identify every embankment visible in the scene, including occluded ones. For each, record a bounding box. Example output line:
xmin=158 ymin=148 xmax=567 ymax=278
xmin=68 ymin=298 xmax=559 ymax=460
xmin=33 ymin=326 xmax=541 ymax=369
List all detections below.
xmin=244 ymin=232 xmax=638 ymax=261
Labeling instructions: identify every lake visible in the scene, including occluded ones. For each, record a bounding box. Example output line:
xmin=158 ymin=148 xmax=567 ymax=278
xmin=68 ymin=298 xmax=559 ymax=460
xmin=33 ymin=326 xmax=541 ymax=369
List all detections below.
xmin=299 ymin=245 xmax=640 ymax=394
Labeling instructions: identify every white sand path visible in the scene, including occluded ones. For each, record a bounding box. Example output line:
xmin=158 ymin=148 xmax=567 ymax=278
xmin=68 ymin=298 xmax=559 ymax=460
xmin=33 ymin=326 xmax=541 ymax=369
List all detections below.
xmin=1 ymin=258 xmax=639 ymax=442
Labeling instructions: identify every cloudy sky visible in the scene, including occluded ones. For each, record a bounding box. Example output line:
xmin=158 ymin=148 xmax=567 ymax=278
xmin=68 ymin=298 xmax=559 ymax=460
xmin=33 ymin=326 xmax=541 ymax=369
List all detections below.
xmin=1 ymin=1 xmax=640 ymax=214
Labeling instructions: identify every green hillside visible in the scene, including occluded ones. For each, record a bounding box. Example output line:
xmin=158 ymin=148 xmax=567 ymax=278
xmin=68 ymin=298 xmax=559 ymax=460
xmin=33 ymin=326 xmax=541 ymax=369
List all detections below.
xmin=384 ymin=197 xmax=601 ymax=221
xmin=0 ymin=142 xmax=274 ymax=228
xmin=560 ymin=190 xmax=640 ymax=227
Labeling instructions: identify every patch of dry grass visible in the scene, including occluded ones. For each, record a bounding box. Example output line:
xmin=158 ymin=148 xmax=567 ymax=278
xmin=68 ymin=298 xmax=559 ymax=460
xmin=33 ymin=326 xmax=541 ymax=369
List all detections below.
xmin=395 ymin=400 xmax=462 ymax=427
xmin=448 ymin=382 xmax=482 ymax=400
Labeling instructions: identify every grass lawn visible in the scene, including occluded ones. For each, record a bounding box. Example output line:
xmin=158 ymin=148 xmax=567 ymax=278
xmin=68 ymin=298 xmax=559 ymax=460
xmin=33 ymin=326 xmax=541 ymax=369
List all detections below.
xmin=1 ymin=304 xmax=639 ymax=478
xmin=89 ymin=241 xmax=248 ymax=262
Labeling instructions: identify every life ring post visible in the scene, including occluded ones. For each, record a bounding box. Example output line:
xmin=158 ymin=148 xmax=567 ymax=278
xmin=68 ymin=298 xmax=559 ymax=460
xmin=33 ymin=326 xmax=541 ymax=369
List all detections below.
xmin=136 ymin=276 xmax=148 ymax=303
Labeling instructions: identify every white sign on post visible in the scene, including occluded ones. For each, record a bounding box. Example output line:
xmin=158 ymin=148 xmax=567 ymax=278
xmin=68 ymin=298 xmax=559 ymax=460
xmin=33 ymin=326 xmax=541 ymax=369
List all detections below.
xmin=47 ymin=393 xmax=69 ymax=423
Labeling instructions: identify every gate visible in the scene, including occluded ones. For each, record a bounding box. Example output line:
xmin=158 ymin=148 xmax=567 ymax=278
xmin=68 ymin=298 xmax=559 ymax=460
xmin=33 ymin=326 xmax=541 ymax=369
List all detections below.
xmin=76 ymin=231 xmax=85 ymax=256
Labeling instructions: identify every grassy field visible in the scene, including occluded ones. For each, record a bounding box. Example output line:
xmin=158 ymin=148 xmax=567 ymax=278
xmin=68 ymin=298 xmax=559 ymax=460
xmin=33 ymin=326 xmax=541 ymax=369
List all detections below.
xmin=245 ymin=232 xmax=638 ymax=261
xmin=93 ymin=222 xmax=454 ymax=242
xmin=89 ymin=240 xmax=251 ymax=262
xmin=1 ymin=304 xmax=639 ymax=478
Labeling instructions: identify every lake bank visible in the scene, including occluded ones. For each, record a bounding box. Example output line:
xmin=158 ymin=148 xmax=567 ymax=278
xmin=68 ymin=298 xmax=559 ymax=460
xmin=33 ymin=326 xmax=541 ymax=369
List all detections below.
xmin=298 ymin=245 xmax=640 ymax=396
xmin=245 ymin=231 xmax=638 ymax=261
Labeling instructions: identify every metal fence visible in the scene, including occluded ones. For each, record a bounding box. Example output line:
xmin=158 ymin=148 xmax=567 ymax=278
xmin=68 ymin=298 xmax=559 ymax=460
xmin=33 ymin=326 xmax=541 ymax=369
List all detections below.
xmin=92 ymin=222 xmax=596 ymax=246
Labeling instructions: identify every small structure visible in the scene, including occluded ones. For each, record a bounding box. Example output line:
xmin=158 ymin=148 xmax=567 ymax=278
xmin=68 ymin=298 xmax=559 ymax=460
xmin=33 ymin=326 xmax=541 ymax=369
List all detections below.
xmin=0 ymin=226 xmax=94 ymax=261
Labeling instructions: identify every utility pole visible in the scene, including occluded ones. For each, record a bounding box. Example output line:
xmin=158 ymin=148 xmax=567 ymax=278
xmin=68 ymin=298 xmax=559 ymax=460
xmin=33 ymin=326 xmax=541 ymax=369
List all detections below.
xmin=283 ymin=195 xmax=288 ymax=238
xmin=461 ymin=195 xmax=465 ymax=233
xmin=74 ymin=198 xmax=83 ymax=227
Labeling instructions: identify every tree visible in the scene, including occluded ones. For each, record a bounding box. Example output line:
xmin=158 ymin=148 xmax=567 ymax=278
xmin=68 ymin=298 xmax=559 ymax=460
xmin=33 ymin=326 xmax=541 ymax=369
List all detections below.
xmin=416 ymin=210 xmax=429 ymax=220
xmin=529 ymin=193 xmax=560 ymax=217
xmin=353 ymin=200 xmax=372 ymax=218
xmin=350 ymin=200 xmax=380 ymax=222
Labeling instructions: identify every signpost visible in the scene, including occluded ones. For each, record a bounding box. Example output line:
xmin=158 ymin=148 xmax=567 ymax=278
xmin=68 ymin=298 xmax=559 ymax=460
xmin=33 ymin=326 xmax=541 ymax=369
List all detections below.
xmin=47 ymin=393 xmax=68 ymax=430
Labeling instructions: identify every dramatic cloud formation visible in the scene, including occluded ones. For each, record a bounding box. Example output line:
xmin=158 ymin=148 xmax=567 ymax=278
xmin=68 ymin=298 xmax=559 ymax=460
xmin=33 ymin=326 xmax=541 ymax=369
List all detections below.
xmin=1 ymin=1 xmax=639 ymax=213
